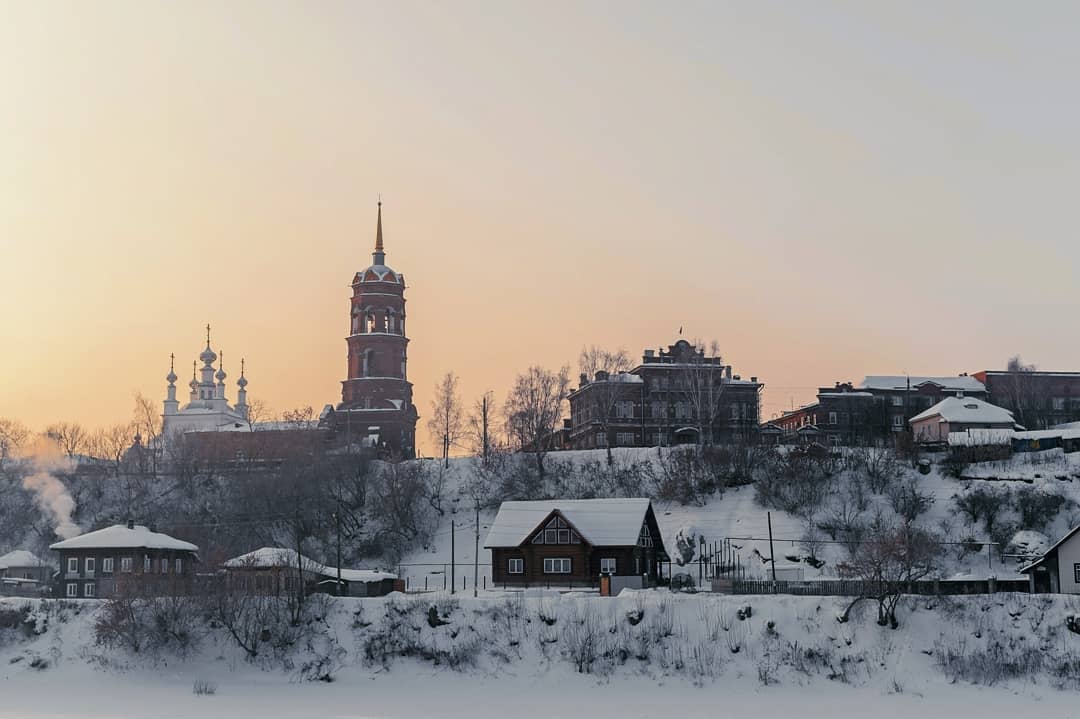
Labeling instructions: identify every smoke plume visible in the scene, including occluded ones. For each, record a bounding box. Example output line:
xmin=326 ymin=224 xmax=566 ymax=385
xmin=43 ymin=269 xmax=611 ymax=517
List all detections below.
xmin=20 ymin=437 xmax=81 ymax=540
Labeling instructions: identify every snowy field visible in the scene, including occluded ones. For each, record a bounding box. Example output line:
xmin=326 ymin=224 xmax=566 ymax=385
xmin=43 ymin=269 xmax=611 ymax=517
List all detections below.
xmin=3 ymin=591 xmax=1080 ymax=719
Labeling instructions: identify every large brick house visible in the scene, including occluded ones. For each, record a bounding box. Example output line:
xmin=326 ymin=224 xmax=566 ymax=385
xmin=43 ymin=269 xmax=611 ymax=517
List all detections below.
xmin=50 ymin=522 xmax=199 ymax=599
xmin=567 ymin=339 xmax=762 ymax=449
xmin=973 ymin=370 xmax=1080 ymax=430
xmin=485 ymin=498 xmax=668 ymax=587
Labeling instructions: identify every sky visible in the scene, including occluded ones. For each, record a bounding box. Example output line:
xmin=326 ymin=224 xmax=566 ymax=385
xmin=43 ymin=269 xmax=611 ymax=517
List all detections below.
xmin=3 ymin=1 xmax=1080 ymax=452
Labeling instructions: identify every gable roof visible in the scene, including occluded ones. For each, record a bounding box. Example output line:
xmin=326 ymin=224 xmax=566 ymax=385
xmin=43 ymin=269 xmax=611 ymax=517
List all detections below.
xmin=50 ymin=524 xmax=199 ymax=553
xmin=484 ymin=498 xmax=653 ymax=548
xmin=223 ymin=547 xmax=396 ymax=582
xmin=909 ymin=396 xmax=1016 ymax=426
xmin=0 ymin=550 xmax=50 ymax=569
xmin=859 ymin=375 xmax=985 ymax=393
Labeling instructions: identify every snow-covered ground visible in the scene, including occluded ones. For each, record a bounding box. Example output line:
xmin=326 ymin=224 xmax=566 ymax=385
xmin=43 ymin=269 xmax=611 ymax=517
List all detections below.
xmin=3 ymin=591 xmax=1080 ymax=719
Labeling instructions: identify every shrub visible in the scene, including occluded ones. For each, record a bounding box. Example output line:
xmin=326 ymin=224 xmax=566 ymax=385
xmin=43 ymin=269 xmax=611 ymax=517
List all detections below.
xmin=1014 ymin=487 xmax=1073 ymax=532
xmin=192 ymin=680 xmax=217 ymax=696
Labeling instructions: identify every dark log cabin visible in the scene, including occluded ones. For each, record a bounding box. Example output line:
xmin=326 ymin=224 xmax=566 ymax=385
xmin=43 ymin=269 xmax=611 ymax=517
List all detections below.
xmin=485 ymin=499 xmax=668 ymax=587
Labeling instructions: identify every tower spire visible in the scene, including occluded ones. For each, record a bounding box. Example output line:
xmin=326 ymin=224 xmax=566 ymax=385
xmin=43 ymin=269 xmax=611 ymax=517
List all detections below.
xmin=206 ymin=323 xmax=212 ymax=346
xmin=373 ymin=199 xmax=386 ymax=265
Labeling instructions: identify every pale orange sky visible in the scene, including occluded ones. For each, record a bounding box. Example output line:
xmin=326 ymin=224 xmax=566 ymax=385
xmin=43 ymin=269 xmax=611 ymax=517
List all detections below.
xmin=3 ymin=2 xmax=1080 ymax=453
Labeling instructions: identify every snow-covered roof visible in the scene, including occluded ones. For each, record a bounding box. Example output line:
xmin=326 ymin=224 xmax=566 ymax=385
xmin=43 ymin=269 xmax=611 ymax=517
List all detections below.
xmin=909 ymin=396 xmax=1015 ymax=426
xmin=223 ymin=547 xmax=396 ymax=582
xmin=859 ymin=375 xmax=985 ymax=393
xmin=817 ymin=391 xmax=874 ymax=398
xmin=484 ymin=498 xmax=653 ymax=548
xmin=0 ymin=550 xmax=50 ymax=569
xmin=50 ymin=525 xmax=199 ymax=553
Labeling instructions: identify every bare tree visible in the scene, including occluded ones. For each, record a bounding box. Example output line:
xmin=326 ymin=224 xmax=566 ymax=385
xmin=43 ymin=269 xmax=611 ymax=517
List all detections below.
xmin=88 ymin=422 xmax=137 ymax=475
xmin=245 ymin=398 xmax=271 ymax=431
xmin=578 ymin=346 xmax=633 ymax=465
xmin=466 ymin=390 xmax=497 ymax=466
xmin=132 ymin=393 xmax=162 ymax=476
xmin=44 ymin=422 xmax=88 ymax=458
xmin=427 ymin=372 xmax=464 ymax=468
xmin=281 ymin=406 xmax=316 ymax=430
xmin=503 ymin=365 xmax=571 ymax=481
xmin=1005 ymin=356 xmax=1045 ymax=429
xmin=0 ymin=418 xmax=29 ymax=475
xmin=677 ymin=339 xmax=727 ymax=445
xmin=836 ymin=522 xmax=942 ymax=628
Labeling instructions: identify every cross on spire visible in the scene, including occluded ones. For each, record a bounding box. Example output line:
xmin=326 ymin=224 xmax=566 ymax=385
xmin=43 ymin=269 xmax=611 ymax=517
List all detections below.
xmin=170 ymin=353 xmax=175 ymax=372
xmin=206 ymin=323 xmax=212 ymax=346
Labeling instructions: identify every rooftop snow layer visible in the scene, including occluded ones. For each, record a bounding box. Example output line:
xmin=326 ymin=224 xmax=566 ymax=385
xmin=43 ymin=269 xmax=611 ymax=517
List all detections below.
xmin=910 ymin=396 xmax=1015 ymax=425
xmin=223 ymin=547 xmax=395 ymax=582
xmin=0 ymin=550 xmax=50 ymax=569
xmin=484 ymin=498 xmax=652 ymax=548
xmin=859 ymin=375 xmax=986 ymax=393
xmin=50 ymin=525 xmax=199 ymax=553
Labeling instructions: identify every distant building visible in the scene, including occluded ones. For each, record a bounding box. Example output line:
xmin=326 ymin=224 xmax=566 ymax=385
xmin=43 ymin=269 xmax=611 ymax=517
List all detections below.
xmin=567 ymin=339 xmax=762 ymax=449
xmin=485 ymin=498 xmax=668 ymax=588
xmin=50 ymin=522 xmax=199 ymax=599
xmin=1021 ymin=524 xmax=1080 ymax=594
xmin=323 ymin=202 xmax=419 ymax=458
xmin=223 ymin=547 xmax=398 ymax=597
xmin=769 ymin=375 xmax=988 ymax=446
xmin=0 ymin=551 xmax=52 ymax=597
xmin=162 ymin=326 xmax=251 ymax=441
xmin=972 ymin=369 xmax=1080 ymax=430
xmin=908 ymin=396 xmax=1018 ymax=446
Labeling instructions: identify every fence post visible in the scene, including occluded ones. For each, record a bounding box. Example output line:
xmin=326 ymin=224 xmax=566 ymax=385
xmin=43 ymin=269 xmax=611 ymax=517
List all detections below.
xmin=988 ymin=577 xmax=996 ymax=595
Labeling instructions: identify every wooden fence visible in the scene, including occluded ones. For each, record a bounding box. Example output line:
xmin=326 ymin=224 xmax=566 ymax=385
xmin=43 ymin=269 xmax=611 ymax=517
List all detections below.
xmin=714 ymin=577 xmax=1030 ymax=596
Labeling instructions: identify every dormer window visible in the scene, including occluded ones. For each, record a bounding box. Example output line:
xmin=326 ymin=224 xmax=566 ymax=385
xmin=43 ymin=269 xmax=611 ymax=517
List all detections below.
xmin=531 ymin=515 xmax=581 ymax=545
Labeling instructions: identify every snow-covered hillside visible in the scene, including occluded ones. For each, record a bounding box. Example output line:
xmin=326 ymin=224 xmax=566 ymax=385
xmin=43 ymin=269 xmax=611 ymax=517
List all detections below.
xmin=3 ymin=591 xmax=1080 ymax=719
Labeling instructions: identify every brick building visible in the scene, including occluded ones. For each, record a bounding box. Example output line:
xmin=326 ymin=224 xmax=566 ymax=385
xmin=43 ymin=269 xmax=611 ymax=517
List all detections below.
xmin=567 ymin=339 xmax=762 ymax=449
xmin=324 ymin=202 xmax=419 ymax=458
xmin=972 ymin=370 xmax=1080 ymax=430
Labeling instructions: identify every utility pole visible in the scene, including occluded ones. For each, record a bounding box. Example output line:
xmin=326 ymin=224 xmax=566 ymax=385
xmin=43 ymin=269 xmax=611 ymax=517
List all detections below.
xmin=473 ymin=498 xmax=480 ymax=598
xmin=767 ymin=511 xmax=777 ymax=588
xmin=451 ymin=519 xmax=456 ymax=595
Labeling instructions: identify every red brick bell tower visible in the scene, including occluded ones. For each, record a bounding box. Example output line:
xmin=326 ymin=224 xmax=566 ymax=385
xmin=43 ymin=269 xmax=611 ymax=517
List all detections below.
xmin=335 ymin=202 xmax=418 ymax=458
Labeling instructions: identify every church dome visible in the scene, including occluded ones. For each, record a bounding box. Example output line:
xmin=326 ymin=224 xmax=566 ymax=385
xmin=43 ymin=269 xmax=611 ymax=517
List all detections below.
xmin=166 ymin=369 xmax=178 ymax=384
xmin=355 ymin=264 xmax=401 ymax=284
xmin=200 ymin=345 xmax=217 ymax=364
xmin=216 ymin=368 xmax=227 ymax=382
xmin=237 ymin=375 xmax=248 ymax=388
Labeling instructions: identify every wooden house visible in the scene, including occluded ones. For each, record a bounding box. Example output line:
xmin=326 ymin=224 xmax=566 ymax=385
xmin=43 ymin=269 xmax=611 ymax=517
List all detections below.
xmin=223 ymin=547 xmax=398 ymax=597
xmin=50 ymin=521 xmax=199 ymax=599
xmin=485 ymin=498 xmax=668 ymax=588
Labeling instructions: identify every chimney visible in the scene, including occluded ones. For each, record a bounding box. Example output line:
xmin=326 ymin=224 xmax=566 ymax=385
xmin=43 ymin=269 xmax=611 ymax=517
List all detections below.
xmin=579 ymin=373 xmax=588 ymax=386
xmin=750 ymin=376 xmax=757 ymax=383
xmin=127 ymin=519 xmax=134 ymax=530
xmin=725 ymin=366 xmax=732 ymax=380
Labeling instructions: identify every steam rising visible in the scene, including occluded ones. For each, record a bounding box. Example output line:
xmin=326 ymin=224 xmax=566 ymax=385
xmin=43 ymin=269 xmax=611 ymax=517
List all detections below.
xmin=21 ymin=438 xmax=81 ymax=540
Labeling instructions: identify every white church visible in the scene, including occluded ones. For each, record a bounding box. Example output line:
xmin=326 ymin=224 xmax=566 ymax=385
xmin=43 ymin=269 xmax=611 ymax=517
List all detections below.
xmin=162 ymin=326 xmax=252 ymax=440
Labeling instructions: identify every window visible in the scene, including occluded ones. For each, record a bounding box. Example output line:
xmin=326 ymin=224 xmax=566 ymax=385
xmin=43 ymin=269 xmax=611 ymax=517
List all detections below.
xmin=731 ymin=404 xmax=740 ymax=419
xmin=121 ymin=557 xmax=133 ymax=573
xmin=508 ymin=558 xmax=523 ymax=574
xmin=600 ymin=558 xmax=616 ymax=574
xmin=1054 ymin=397 xmax=1067 ymax=411
xmin=85 ymin=557 xmax=95 ymax=574
xmin=144 ymin=555 xmax=151 ymax=573
xmin=84 ymin=583 xmax=95 ymax=598
xmin=891 ymin=396 xmax=903 ymax=407
xmin=543 ymin=558 xmax=571 ymax=574
xmin=639 ymin=524 xmax=654 ymax=548
xmin=615 ymin=401 xmax=634 ymax=419
xmin=161 ymin=558 xmax=169 ymax=574
xmin=829 ymin=412 xmax=838 ymax=425
xmin=616 ymin=432 xmax=635 ymax=446
xmin=102 ymin=558 xmax=114 ymax=574
xmin=596 ymin=432 xmax=608 ymax=447
xmin=650 ymin=401 xmax=665 ymax=419
xmin=892 ymin=415 xmax=904 ymax=429
xmin=1074 ymin=563 xmax=1080 ymax=585
xmin=175 ymin=558 xmax=183 ymax=574
xmin=67 ymin=557 xmax=78 ymax=574
xmin=66 ymin=583 xmax=77 ymax=598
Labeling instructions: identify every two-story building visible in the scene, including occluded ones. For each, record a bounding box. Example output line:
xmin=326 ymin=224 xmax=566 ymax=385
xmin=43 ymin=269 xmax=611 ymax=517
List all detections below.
xmin=973 ymin=369 xmax=1080 ymax=430
xmin=50 ymin=522 xmax=199 ymax=599
xmin=567 ymin=339 xmax=762 ymax=449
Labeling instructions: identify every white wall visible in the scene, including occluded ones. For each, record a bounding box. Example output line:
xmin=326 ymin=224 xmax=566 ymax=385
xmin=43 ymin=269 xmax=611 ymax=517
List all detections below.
xmin=1057 ymin=532 xmax=1080 ymax=594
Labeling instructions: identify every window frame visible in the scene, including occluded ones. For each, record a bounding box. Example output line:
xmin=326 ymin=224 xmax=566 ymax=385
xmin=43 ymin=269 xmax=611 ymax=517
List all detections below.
xmin=543 ymin=558 xmax=571 ymax=574
xmin=85 ymin=557 xmax=95 ymax=574
xmin=175 ymin=558 xmax=183 ymax=574
xmin=67 ymin=557 xmax=78 ymax=574
xmin=66 ymin=583 xmax=78 ymax=598
xmin=84 ymin=582 xmax=95 ymax=598
xmin=508 ymin=558 xmax=523 ymax=575
xmin=120 ymin=557 xmax=133 ymax=573
xmin=1073 ymin=563 xmax=1080 ymax=585
xmin=102 ymin=557 xmax=114 ymax=574
xmin=600 ymin=557 xmax=616 ymax=574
